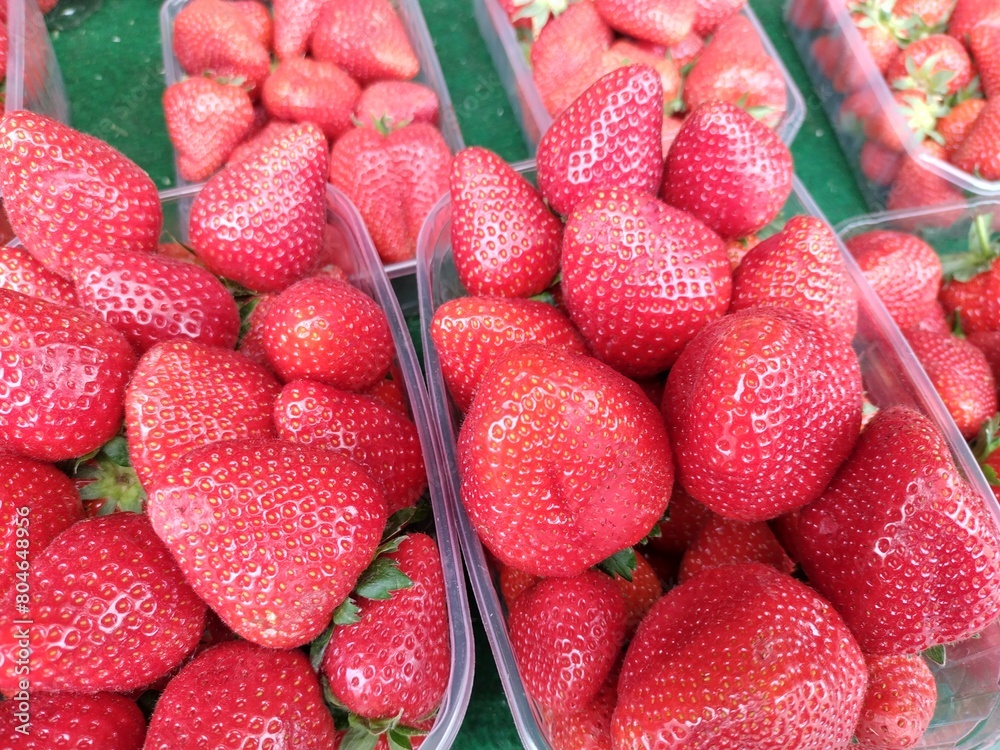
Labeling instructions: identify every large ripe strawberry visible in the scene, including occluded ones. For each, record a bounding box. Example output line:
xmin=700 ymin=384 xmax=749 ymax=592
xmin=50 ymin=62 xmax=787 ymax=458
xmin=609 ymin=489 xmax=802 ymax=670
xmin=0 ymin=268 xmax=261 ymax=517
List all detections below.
xmin=125 ymin=339 xmax=281 ymax=490
xmin=0 ymin=512 xmax=206 ymax=693
xmin=536 ymin=65 xmax=664 ymax=219
xmin=0 ymin=242 xmax=76 ymax=305
xmin=0 ymin=290 xmax=137 ymax=462
xmin=311 ymin=0 xmax=419 ymax=84
xmin=262 ymin=58 xmax=362 ymax=141
xmin=678 ymin=515 xmax=796 ymax=583
xmin=663 ymin=100 xmax=793 ymax=242
xmin=355 ymin=80 xmax=440 ymax=129
xmin=594 ymin=0 xmax=695 ymax=46
xmin=145 ymin=641 xmax=338 ymax=750
xmin=952 ymin=97 xmax=1000 ymax=180
xmin=508 ymin=570 xmax=626 ymax=713
xmin=323 ymin=533 xmax=450 ymax=724
xmin=938 ymin=212 xmax=1000 ymax=333
xmin=272 ymin=0 xmax=327 ymax=59
xmin=797 ymin=405 xmax=1000 ymax=654
xmin=458 ymin=344 xmax=674 ymax=577
xmin=612 ymin=563 xmax=867 ymax=750
xmin=855 ymin=654 xmax=937 ymax=750
xmin=148 ymin=439 xmax=387 ymax=648
xmin=430 ymin=295 xmax=587 ymax=412
xmin=188 ymin=122 xmax=327 ymax=293
xmin=0 ymin=111 xmax=161 ymax=279
xmin=663 ymin=307 xmax=863 ymax=522
xmin=561 ymin=188 xmax=731 ymax=377
xmin=0 ymin=693 xmax=147 ymax=749
xmin=694 ymin=0 xmax=746 ymax=36
xmin=450 ymin=147 xmax=562 ymax=298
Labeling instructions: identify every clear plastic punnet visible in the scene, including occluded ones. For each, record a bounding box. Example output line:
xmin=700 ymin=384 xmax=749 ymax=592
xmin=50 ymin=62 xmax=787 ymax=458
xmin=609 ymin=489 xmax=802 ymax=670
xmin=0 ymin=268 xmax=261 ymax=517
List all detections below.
xmin=416 ymin=162 xmax=1000 ymax=750
xmin=3 ymin=0 xmax=69 ymax=120
xmin=473 ymin=0 xmax=806 ymax=153
xmin=785 ymin=0 xmax=1000 ymax=211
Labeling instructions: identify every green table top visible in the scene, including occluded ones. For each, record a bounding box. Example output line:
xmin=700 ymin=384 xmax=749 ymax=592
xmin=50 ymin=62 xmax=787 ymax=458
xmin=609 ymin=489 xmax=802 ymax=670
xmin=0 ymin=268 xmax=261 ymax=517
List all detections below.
xmin=45 ymin=1 xmax=869 ymax=747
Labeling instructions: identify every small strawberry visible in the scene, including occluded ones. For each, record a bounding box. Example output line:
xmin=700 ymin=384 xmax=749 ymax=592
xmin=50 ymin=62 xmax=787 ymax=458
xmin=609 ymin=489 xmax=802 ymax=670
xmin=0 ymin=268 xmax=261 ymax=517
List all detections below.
xmin=0 ymin=242 xmax=76 ymax=305
xmin=355 ymin=80 xmax=440 ymax=129
xmin=311 ymin=0 xmax=419 ymax=84
xmin=693 ymin=0 xmax=746 ymax=36
xmin=952 ymin=97 xmax=1000 ymax=180
xmin=855 ymin=654 xmax=937 ymax=750
xmin=938 ymin=212 xmax=1000 ymax=333
xmin=272 ymin=0 xmax=326 ymax=59
xmin=0 ymin=693 xmax=147 ymax=750
xmin=678 ymin=515 xmax=796 ymax=584
xmin=262 ymin=58 xmax=362 ymax=140
xmin=594 ymin=0 xmax=695 ymax=46
xmin=885 ymin=34 xmax=974 ymax=96
xmin=937 ymin=96 xmax=985 ymax=156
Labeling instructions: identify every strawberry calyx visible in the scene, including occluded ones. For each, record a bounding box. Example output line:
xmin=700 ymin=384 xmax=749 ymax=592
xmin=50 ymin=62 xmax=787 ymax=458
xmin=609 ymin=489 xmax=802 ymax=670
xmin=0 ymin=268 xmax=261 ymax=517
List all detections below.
xmin=891 ymin=52 xmax=956 ymax=100
xmin=511 ymin=0 xmax=570 ymax=39
xmin=597 ymin=547 xmax=638 ymax=581
xmin=338 ymin=709 xmax=431 ymax=750
xmin=923 ymin=643 xmax=946 ymax=665
xmin=896 ymin=92 xmax=947 ymax=144
xmin=73 ymin=435 xmax=146 ymax=515
xmin=972 ymin=414 xmax=1000 ymax=486
xmin=734 ymin=93 xmax=778 ymax=127
xmin=941 ymin=213 xmax=1000 ymax=283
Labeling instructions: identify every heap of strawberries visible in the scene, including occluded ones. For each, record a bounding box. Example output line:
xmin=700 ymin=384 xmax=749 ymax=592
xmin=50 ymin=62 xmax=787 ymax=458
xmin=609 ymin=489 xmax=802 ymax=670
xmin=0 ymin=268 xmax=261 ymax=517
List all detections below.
xmin=164 ymin=0 xmax=453 ymax=264
xmin=0 ymin=110 xmax=452 ymax=749
xmin=427 ymin=62 xmax=1000 ymax=749
xmin=500 ymin=0 xmax=790 ymax=150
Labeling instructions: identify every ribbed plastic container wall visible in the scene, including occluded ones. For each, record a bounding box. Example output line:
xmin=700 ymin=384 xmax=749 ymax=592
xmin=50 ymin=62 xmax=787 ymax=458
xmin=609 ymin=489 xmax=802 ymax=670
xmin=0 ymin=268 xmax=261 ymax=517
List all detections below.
xmin=4 ymin=0 xmax=69 ymax=120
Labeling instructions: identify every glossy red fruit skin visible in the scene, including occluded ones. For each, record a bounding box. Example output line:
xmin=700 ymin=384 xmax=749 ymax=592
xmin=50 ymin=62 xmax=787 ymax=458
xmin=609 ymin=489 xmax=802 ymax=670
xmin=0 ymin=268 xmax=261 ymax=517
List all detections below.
xmin=542 ymin=670 xmax=617 ymax=750
xmin=355 ymin=80 xmax=440 ymax=129
xmin=0 ymin=692 xmax=147 ymax=749
xmin=855 ymin=654 xmax=937 ymax=750
xmin=562 ymin=188 xmax=731 ymax=377
xmin=887 ymin=142 xmax=965 ymax=221
xmin=693 ymin=0 xmax=746 ymax=36
xmin=0 ymin=290 xmax=137 ymax=462
xmin=261 ymin=58 xmax=362 ymax=141
xmin=145 ymin=641 xmax=338 ymax=750
xmin=0 ymin=513 xmax=206 ymax=693
xmin=147 ymin=439 xmax=387 ymax=648
xmin=537 ymin=65 xmax=664 ymax=219
xmin=458 ymin=344 xmax=674 ymax=577
xmin=663 ymin=101 xmax=793 ymax=242
xmin=797 ymin=406 xmax=1000 ymax=655
xmin=663 ymin=307 xmax=863 ymax=522
xmin=594 ymin=0 xmax=695 ymax=46
xmin=952 ymin=98 xmax=1000 ymax=182
xmin=0 ymin=111 xmax=162 ymax=279
xmin=969 ymin=22 xmax=1000 ymax=99
xmin=508 ymin=570 xmax=627 ymax=713
xmin=940 ymin=254 xmax=1000 ymax=334
xmin=272 ymin=0 xmax=327 ymax=60
xmin=323 ymin=533 xmax=450 ymax=722
xmin=612 ymin=563 xmax=867 ymax=750
xmin=647 ymin=482 xmax=712 ymax=555
xmin=450 ymin=147 xmax=563 ymax=298
xmin=262 ymin=276 xmax=394 ymax=391
xmin=499 ymin=563 xmax=541 ymax=607
xmin=616 ymin=551 xmax=663 ymax=635
xmin=678 ymin=515 xmax=796 ymax=583
xmin=125 ymin=339 xmax=281 ymax=490
xmin=0 ymin=243 xmax=77 ymax=305
xmin=311 ymin=0 xmax=419 ymax=84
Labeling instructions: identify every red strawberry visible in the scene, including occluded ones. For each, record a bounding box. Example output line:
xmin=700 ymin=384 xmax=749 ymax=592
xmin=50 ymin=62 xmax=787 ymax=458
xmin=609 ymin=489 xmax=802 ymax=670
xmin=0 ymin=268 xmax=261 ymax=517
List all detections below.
xmin=894 ymin=0 xmax=957 ymax=28
xmin=663 ymin=307 xmax=863 ymax=522
xmin=125 ymin=339 xmax=280 ymax=490
xmin=594 ymin=0 xmax=695 ymax=46
xmin=648 ymin=483 xmax=713 ymax=555
xmin=364 ymin=369 xmax=410 ymax=415
xmin=262 ymin=58 xmax=362 ymax=141
xmin=660 ymin=114 xmax=684 ymax=157
xmin=323 ymin=533 xmax=450 ymax=723
xmin=508 ymin=570 xmax=627 ymax=712
xmin=0 ymin=111 xmax=161 ymax=279
xmin=145 ymin=641 xmax=338 ymax=750
xmin=499 ymin=563 xmax=540 ymax=606
xmin=952 ymin=97 xmax=1000 ymax=180
xmin=0 ymin=693 xmax=146 ymax=749
xmin=663 ymin=100 xmax=793 ymax=241
xmin=311 ymin=0 xmax=419 ymax=84
xmin=71 ymin=248 xmax=240 ymax=354
xmin=969 ymin=329 xmax=1000 ymax=381
xmin=612 ymin=563 xmax=867 ymax=750
xmin=678 ymin=515 xmax=796 ymax=583
xmin=855 ymin=654 xmax=937 ymax=750
xmin=600 ymin=40 xmax=682 ymax=104
xmin=885 ymin=34 xmax=974 ymax=96
xmin=0 ymin=242 xmax=76 ymax=305
xmin=0 ymin=291 xmax=137 ymax=462
xmin=887 ymin=142 xmax=965 ymax=219
xmin=667 ymin=30 xmax=704 ymax=66
xmin=561 ymin=188 xmax=731 ymax=377
xmin=188 ymin=122 xmax=327 ymax=293
xmin=0 ymin=512 xmax=206 ymax=693
xmin=615 ymin=551 xmax=663 ymax=634
xmin=498 ymin=0 xmax=570 ymax=35
xmin=355 ymin=80 xmax=440 ymax=129
xmin=542 ymin=669 xmax=617 ymax=750
xmin=261 ymin=276 xmax=393 ymax=390
xmin=232 ymin=0 xmax=272 ymax=48
xmin=225 ymin=120 xmax=297 ymax=168
xmin=797 ymin=405 xmax=1000 ymax=654
xmin=693 ymin=0 xmax=746 ymax=36
xmin=937 ymin=96 xmax=985 ymax=156
xmin=909 ymin=298 xmax=953 ymax=335
xmin=938 ymin=212 xmax=1000 ymax=333
xmin=854 ymin=10 xmax=901 ymax=74
xmin=148 ymin=439 xmax=387 ymax=648
xmin=729 ymin=215 xmax=858 ymax=340
xmin=272 ymin=0 xmax=326 ymax=59
xmin=458 ymin=344 xmax=674 ymax=577
xmin=948 ymin=0 xmax=1000 ymax=40
xmin=450 ymin=147 xmax=562 ymax=298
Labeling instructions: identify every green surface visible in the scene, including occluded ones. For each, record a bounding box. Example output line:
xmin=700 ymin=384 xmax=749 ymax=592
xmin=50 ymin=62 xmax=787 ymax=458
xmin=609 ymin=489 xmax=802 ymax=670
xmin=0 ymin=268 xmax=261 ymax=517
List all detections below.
xmin=44 ymin=1 xmax=869 ymax=747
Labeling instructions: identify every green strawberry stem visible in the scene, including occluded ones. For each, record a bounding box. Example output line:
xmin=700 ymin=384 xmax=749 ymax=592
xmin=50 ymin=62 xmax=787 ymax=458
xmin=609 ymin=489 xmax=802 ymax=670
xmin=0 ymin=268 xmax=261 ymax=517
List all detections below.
xmin=75 ymin=435 xmax=146 ymax=514
xmin=941 ymin=214 xmax=1000 ymax=282
xmin=972 ymin=414 xmax=1000 ymax=486
xmin=597 ymin=547 xmax=637 ymax=581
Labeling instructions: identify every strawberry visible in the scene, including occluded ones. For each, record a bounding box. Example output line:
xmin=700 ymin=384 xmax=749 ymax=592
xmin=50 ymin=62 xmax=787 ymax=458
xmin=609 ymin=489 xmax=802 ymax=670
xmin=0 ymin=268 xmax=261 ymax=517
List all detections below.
xmin=145 ymin=641 xmax=338 ymax=750
xmin=311 ymin=0 xmax=419 ymax=84
xmin=948 ymin=0 xmax=1000 ymax=40
xmin=125 ymin=339 xmax=281 ymax=490
xmin=729 ymin=215 xmax=858 ymax=340
xmin=952 ymin=97 xmax=1000 ymax=180
xmin=667 ymin=30 xmax=704 ymax=66
xmin=429 ymin=295 xmax=587 ymax=413
xmin=450 ymin=147 xmax=562 ymax=298
xmin=854 ymin=10 xmax=901 ymax=74
xmin=542 ymin=670 xmax=617 ymax=750
xmin=272 ymin=0 xmax=326 ymax=59
xmin=594 ymin=0 xmax=695 ymax=46
xmin=0 ymin=693 xmax=146 ymax=749
xmin=0 ymin=242 xmax=76 ymax=305
xmin=855 ymin=654 xmax=937 ymax=750
xmin=499 ymin=0 xmax=570 ymax=36
xmin=71 ymin=248 xmax=241 ymax=354
xmin=612 ymin=563 xmax=867 ymax=750
xmin=163 ymin=77 xmax=255 ymax=183
xmin=660 ymin=114 xmax=684 ymax=156
xmin=262 ymin=58 xmax=362 ymax=141
xmin=894 ymin=0 xmax=958 ymax=28
xmin=937 ymin=96 xmax=985 ymax=156
xmin=0 ymin=111 xmax=161 ymax=279
xmin=864 ymin=90 xmax=944 ymax=152
xmin=0 ymin=291 xmax=137 ymax=462
xmin=938 ymin=212 xmax=1000 ymax=333
xmin=261 ymin=276 xmax=394 ymax=390
xmin=797 ymin=405 xmax=1000 ymax=654
xmin=648 ymin=482 xmax=713 ymax=555
xmin=458 ymin=344 xmax=674 ymax=577
xmin=225 ymin=120 xmax=296 ymax=168
xmin=323 ymin=533 xmax=450 ymax=723
xmin=508 ymin=570 xmax=627 ymax=712
xmin=561 ymin=188 xmax=731 ymax=377
xmin=615 ymin=551 xmax=662 ymax=634
xmin=536 ymin=65 xmax=664 ymax=219
xmin=364 ymin=368 xmax=410 ymax=415
xmin=232 ymin=0 xmax=272 ymax=48
xmin=601 ymin=40 xmax=682 ymax=105
xmin=663 ymin=307 xmax=863 ymax=522
xmin=663 ymin=100 xmax=793 ymax=242
xmin=693 ymin=0 xmax=746 ymax=36
xmin=354 ymin=80 xmax=440 ymax=129
xmin=678 ymin=515 xmax=796 ymax=583
xmin=148 ymin=439 xmax=387 ymax=648
xmin=188 ymin=122 xmax=327 ymax=293
xmin=885 ymin=34 xmax=974 ymax=96
xmin=886 ymin=142 xmax=964 ymax=223
xmin=969 ymin=329 xmax=1000 ymax=381
xmin=0 ymin=512 xmax=206 ymax=693
xmin=499 ymin=563 xmax=540 ymax=606
xmin=909 ymin=298 xmax=953 ymax=334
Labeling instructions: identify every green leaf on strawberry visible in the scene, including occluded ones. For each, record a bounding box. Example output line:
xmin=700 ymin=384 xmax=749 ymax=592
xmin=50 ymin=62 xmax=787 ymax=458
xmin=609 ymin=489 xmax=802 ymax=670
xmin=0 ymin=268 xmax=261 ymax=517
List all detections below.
xmin=75 ymin=435 xmax=147 ymax=515
xmin=597 ymin=547 xmax=637 ymax=582
xmin=310 ymin=624 xmax=335 ymax=672
xmin=333 ymin=597 xmax=362 ymax=626
xmin=973 ymin=415 xmax=1000 ymax=487
xmin=923 ymin=644 xmax=946 ymax=666
xmin=355 ymin=555 xmax=414 ymax=601
xmin=941 ymin=214 xmax=1000 ymax=282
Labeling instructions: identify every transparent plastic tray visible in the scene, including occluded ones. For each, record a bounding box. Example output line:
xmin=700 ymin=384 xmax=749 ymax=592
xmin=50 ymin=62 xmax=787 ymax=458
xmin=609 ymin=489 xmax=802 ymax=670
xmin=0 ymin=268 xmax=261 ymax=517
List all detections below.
xmin=4 ymin=0 xmax=69 ymax=121
xmin=473 ymin=0 xmax=806 ymax=152
xmin=416 ymin=163 xmax=1000 ymax=750
xmin=784 ymin=0 xmax=1000 ymax=211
